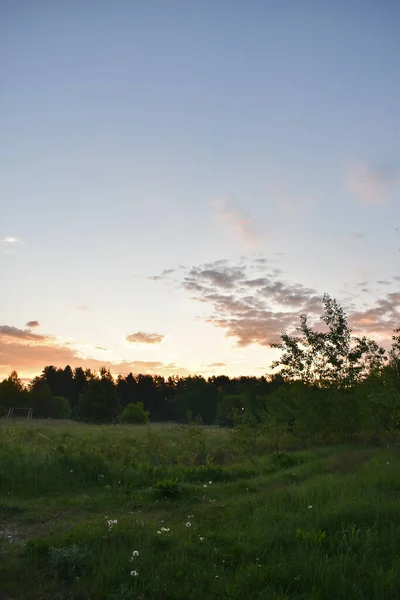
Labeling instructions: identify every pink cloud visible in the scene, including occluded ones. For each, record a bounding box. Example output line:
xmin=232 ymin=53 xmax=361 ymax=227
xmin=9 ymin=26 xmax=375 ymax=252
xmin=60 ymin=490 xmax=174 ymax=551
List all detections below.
xmin=347 ymin=161 xmax=397 ymax=205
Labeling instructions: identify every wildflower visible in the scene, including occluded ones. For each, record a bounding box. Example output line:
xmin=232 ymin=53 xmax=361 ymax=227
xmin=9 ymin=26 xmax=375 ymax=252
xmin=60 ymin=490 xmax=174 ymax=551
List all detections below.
xmin=130 ymin=570 xmax=139 ymax=577
xmin=131 ymin=550 xmax=139 ymax=557
xmin=308 ymin=505 xmax=312 ymax=509
xmin=70 ymin=469 xmax=74 ymax=473
xmin=185 ymin=522 xmax=192 ymax=528
xmin=157 ymin=530 xmax=161 ymax=534
xmin=106 ymin=518 xmax=118 ymax=530
xmin=188 ymin=515 xmax=194 ymax=519
xmin=161 ymin=527 xmax=170 ymax=532
xmin=203 ymin=484 xmax=208 ymax=488
xmin=199 ymin=537 xmax=204 ymax=542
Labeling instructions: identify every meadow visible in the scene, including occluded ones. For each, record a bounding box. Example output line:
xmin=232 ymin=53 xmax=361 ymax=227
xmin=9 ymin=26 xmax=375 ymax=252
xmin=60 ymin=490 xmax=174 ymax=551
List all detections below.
xmin=0 ymin=419 xmax=399 ymax=600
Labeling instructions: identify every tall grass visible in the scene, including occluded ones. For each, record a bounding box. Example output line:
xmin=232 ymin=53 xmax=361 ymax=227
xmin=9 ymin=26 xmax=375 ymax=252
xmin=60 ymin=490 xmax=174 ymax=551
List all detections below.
xmin=0 ymin=420 xmax=399 ymax=599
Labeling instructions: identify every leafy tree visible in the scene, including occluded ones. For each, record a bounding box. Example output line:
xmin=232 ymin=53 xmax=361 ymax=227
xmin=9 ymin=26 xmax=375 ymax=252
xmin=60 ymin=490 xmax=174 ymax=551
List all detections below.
xmin=271 ymin=294 xmax=387 ymax=388
xmin=173 ymin=376 xmax=219 ymax=424
xmin=217 ymin=394 xmax=247 ymax=427
xmin=29 ymin=380 xmax=54 ymax=418
xmin=0 ymin=371 xmax=28 ymax=409
xmin=389 ymin=327 xmax=400 ymax=376
xmin=119 ymin=402 xmax=150 ymax=424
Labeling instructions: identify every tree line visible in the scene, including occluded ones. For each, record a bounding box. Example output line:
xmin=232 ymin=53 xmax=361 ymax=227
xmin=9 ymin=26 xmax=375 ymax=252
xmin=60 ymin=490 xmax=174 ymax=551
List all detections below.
xmin=1 ymin=295 xmax=399 ymax=444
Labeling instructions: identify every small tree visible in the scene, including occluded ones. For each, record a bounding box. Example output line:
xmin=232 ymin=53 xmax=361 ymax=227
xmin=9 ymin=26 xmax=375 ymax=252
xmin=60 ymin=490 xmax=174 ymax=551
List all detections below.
xmin=119 ymin=402 xmax=150 ymax=424
xmin=0 ymin=371 xmax=28 ymax=409
xmin=217 ymin=394 xmax=247 ymax=427
xmin=271 ymin=294 xmax=387 ymax=388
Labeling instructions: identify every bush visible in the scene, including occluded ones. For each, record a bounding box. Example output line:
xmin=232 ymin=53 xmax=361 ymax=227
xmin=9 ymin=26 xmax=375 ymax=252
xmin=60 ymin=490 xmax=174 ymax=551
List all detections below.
xmin=119 ymin=402 xmax=150 ymax=424
xmin=0 ymin=404 xmax=6 ymax=418
xmin=154 ymin=476 xmax=182 ymax=499
xmin=48 ymin=544 xmax=92 ymax=583
xmin=53 ymin=396 xmax=71 ymax=419
xmin=270 ymin=450 xmax=300 ymax=469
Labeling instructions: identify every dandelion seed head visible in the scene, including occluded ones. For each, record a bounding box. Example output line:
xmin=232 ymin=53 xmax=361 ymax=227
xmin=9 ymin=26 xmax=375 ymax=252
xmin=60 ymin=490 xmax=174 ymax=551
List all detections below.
xmin=130 ymin=570 xmax=139 ymax=577
xmin=132 ymin=550 xmax=139 ymax=557
xmin=185 ymin=522 xmax=192 ymax=528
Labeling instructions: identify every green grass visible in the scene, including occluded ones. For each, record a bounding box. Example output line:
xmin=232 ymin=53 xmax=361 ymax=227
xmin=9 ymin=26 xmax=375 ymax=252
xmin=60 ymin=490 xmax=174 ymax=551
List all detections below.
xmin=0 ymin=419 xmax=399 ymax=599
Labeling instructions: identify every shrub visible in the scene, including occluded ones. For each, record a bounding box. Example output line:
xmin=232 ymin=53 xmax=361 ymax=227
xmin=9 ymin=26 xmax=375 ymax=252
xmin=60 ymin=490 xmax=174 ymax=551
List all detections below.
xmin=48 ymin=544 xmax=91 ymax=583
xmin=0 ymin=404 xmax=6 ymax=418
xmin=53 ymin=396 xmax=71 ymax=419
xmin=108 ymin=585 xmax=136 ymax=600
xmin=119 ymin=402 xmax=150 ymax=424
xmin=154 ymin=476 xmax=182 ymax=499
xmin=270 ymin=450 xmax=300 ymax=469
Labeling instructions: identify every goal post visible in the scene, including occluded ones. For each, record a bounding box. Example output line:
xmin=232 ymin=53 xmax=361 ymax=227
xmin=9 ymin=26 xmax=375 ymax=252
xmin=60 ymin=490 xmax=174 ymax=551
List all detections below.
xmin=7 ymin=407 xmax=33 ymax=419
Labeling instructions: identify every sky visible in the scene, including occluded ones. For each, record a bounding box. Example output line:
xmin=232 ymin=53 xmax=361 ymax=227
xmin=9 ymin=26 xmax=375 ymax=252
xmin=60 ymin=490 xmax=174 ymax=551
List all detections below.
xmin=1 ymin=0 xmax=399 ymax=381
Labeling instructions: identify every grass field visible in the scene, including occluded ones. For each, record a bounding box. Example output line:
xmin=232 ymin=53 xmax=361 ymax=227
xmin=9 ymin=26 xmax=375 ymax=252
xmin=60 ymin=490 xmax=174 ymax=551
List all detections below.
xmin=0 ymin=419 xmax=399 ymax=600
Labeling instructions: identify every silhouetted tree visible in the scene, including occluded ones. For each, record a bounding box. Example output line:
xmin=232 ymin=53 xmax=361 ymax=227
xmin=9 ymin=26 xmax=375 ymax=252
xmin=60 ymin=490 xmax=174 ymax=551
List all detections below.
xmin=0 ymin=371 xmax=28 ymax=409
xmin=271 ymin=294 xmax=387 ymax=388
xmin=29 ymin=379 xmax=54 ymax=418
xmin=77 ymin=369 xmax=120 ymax=423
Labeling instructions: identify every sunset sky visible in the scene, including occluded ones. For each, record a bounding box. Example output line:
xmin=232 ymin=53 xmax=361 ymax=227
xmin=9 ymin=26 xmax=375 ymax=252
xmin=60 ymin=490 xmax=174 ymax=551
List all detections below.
xmin=1 ymin=1 xmax=399 ymax=381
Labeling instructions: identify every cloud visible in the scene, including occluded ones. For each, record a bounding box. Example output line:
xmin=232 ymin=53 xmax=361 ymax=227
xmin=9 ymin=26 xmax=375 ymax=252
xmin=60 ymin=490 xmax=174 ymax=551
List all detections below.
xmin=347 ymin=161 xmax=397 ymax=205
xmin=1 ymin=236 xmax=23 ymax=253
xmin=0 ymin=325 xmax=47 ymax=341
xmin=377 ymin=280 xmax=392 ymax=285
xmin=206 ymin=362 xmax=226 ymax=368
xmin=348 ymin=292 xmax=400 ymax=342
xmin=0 ymin=326 xmax=189 ymax=380
xmin=273 ymin=183 xmax=313 ymax=216
xmin=125 ymin=331 xmax=166 ymax=345
xmin=215 ymin=199 xmax=260 ymax=249
xmin=147 ymin=267 xmax=177 ymax=282
xmin=179 ymin=258 xmax=322 ymax=347
xmin=75 ymin=305 xmax=90 ymax=310
xmin=26 ymin=320 xmax=40 ymax=328
xmin=177 ymin=257 xmax=400 ymax=349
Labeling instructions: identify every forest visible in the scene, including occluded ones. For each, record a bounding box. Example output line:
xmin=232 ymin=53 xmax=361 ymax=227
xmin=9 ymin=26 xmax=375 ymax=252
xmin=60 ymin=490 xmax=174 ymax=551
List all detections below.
xmin=1 ymin=295 xmax=399 ymax=446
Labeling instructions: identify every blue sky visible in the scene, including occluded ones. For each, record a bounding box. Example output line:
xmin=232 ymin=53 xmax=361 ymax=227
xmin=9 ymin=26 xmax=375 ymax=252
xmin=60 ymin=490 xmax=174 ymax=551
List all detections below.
xmin=1 ymin=1 xmax=399 ymax=379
